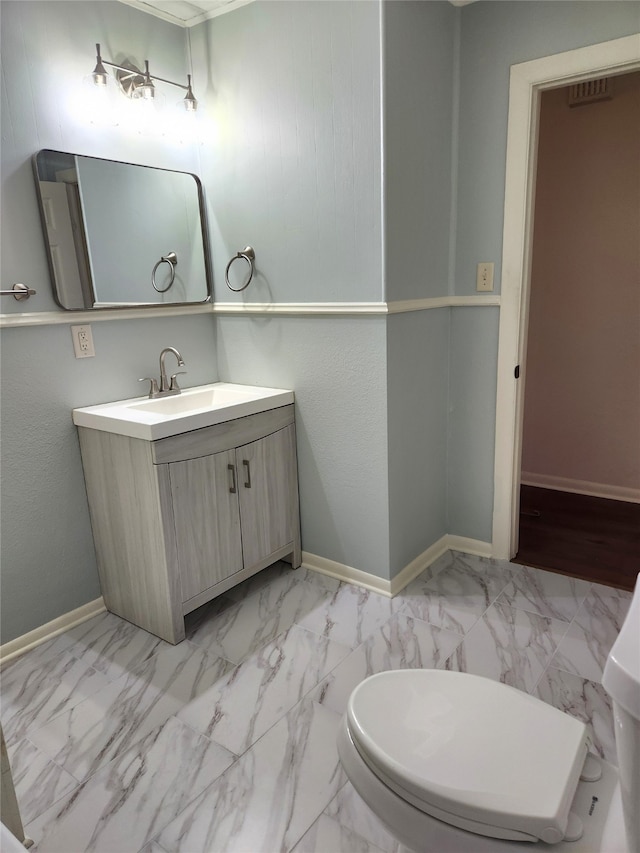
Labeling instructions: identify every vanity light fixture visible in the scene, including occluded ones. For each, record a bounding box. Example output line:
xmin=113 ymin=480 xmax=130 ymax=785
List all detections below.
xmin=91 ymin=43 xmax=197 ymax=112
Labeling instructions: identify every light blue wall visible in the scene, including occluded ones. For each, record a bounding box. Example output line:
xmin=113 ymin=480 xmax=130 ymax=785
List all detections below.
xmin=447 ymin=0 xmax=640 ymax=543
xmin=455 ymin=0 xmax=640 ymax=296
xmin=446 ymin=307 xmax=500 ymax=541
xmin=214 ymin=316 xmax=391 ymax=576
xmin=1 ymin=1 xmax=200 ymax=317
xmin=193 ymin=2 xmax=393 ymax=579
xmin=191 ymin=0 xmax=383 ymax=304
xmin=382 ymin=1 xmax=456 ymax=574
xmin=0 ymin=1 xmax=219 ymax=643
xmin=3 ymin=0 xmax=638 ymax=641
xmin=383 ymin=0 xmax=457 ymax=301
xmin=387 ymin=311 xmax=449 ymax=575
xmin=0 ymin=315 xmax=217 ymax=642
xmin=199 ymin=1 xmax=455 ymax=582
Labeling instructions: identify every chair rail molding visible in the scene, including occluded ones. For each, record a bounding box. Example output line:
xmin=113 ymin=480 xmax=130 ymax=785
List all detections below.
xmin=1 ymin=295 xmax=500 ymax=326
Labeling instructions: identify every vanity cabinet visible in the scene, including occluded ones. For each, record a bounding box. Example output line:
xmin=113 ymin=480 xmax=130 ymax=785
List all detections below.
xmin=168 ymin=425 xmax=299 ymax=609
xmin=77 ymin=405 xmax=301 ymax=643
xmin=169 ymin=448 xmax=244 ymax=604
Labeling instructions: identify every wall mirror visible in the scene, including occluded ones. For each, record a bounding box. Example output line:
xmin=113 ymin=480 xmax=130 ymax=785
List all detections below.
xmin=32 ymin=150 xmax=212 ymax=310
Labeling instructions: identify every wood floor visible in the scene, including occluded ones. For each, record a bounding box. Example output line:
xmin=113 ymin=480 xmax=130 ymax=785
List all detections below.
xmin=514 ymin=485 xmax=640 ymax=591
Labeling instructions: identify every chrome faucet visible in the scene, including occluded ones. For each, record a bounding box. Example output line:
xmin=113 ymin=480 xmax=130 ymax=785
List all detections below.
xmin=139 ymin=346 xmax=186 ymax=398
xmin=159 ymin=346 xmax=186 ymax=394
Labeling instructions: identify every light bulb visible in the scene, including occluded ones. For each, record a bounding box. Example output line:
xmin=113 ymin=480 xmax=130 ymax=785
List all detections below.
xmin=183 ymin=75 xmax=197 ymax=112
xmin=92 ymin=44 xmax=109 ymax=87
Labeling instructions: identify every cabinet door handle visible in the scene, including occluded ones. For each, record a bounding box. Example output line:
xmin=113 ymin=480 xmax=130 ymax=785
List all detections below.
xmin=228 ymin=464 xmax=237 ymax=494
xmin=242 ymin=459 xmax=251 ymax=488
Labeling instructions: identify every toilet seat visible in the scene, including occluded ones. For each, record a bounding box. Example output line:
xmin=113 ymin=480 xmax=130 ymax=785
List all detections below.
xmin=346 ymin=670 xmax=590 ymax=844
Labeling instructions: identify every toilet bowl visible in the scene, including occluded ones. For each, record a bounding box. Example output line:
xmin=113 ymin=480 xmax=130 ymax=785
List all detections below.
xmin=337 ymin=574 xmax=640 ymax=853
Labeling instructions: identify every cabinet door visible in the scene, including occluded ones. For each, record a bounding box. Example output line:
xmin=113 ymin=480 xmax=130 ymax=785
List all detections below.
xmin=237 ymin=425 xmax=297 ymax=570
xmin=169 ymin=448 xmax=243 ymax=603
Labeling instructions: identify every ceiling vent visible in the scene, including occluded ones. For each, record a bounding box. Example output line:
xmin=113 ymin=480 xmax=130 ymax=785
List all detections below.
xmin=568 ymin=78 xmax=613 ymax=107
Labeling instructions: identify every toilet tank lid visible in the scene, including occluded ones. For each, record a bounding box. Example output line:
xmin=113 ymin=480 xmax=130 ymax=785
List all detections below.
xmin=603 ymin=574 xmax=640 ymax=719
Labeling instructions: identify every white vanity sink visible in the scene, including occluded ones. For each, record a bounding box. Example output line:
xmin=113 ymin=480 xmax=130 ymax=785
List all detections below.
xmin=72 ymin=382 xmax=294 ymax=440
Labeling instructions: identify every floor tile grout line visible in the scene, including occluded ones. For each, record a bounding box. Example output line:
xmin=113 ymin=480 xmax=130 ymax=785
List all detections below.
xmin=11 ymin=736 xmax=85 ymax=826
xmin=147 ymin=692 xmax=346 ymax=853
xmin=490 ymin=590 xmax=584 ymax=635
xmin=184 ymin=571 xmax=344 ymax=666
xmin=15 ymin=555 xmax=627 ymax=852
xmin=130 ymin=716 xmax=242 ymax=853
xmin=175 ymin=623 xmax=359 ymax=767
xmin=21 ymin=734 xmax=87 ymax=787
xmin=543 ymin=655 xmax=606 ymax=686
xmin=226 ymin=563 xmax=334 ymax=610
xmin=46 ymin=610 xmax=174 ymax=682
xmin=27 ymin=714 xmax=241 ymax=851
xmin=5 ymin=563 xmax=585 ymax=762
xmin=396 ymin=593 xmax=485 ymax=638
xmin=3 ymin=621 xmax=181 ymax=750
xmin=317 ymin=781 xmax=397 ymax=853
xmin=24 ymin=713 xmax=238 ymax=852
xmin=11 ymin=639 xmax=233 ymax=767
xmin=393 ymin=602 xmax=469 ymax=640
xmin=286 ymin=780 xmax=378 ymax=853
xmin=2 ymin=659 xmax=107 ymax=751
xmin=19 ymin=648 xmax=237 ymax=788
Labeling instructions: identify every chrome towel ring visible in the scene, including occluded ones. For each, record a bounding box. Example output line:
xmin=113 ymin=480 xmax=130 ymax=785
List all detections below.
xmin=152 ymin=252 xmax=178 ymax=293
xmin=225 ymin=246 xmax=255 ymax=292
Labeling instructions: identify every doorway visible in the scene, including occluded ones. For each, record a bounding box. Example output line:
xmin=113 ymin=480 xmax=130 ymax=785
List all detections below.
xmin=513 ymin=73 xmax=640 ymax=590
xmin=491 ymin=35 xmax=640 ymax=580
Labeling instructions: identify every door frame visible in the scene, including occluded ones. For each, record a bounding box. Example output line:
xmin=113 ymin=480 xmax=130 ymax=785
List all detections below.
xmin=491 ymin=34 xmax=640 ymax=560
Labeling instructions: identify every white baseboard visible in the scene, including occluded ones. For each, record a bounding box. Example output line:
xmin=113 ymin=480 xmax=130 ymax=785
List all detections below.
xmin=301 ymin=552 xmax=395 ymax=597
xmin=446 ymin=536 xmax=494 ymax=558
xmin=521 ymin=472 xmax=640 ymax=504
xmin=1 ymin=536 xmax=495 ymax=664
xmin=302 ymin=535 xmax=493 ymax=598
xmin=0 ymin=598 xmax=106 ymax=667
xmin=388 ymin=536 xmax=451 ymax=596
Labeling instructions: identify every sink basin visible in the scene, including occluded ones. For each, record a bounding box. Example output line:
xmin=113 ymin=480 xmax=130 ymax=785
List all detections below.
xmin=129 ymin=386 xmax=259 ymax=416
xmin=73 ymin=382 xmax=295 ymax=440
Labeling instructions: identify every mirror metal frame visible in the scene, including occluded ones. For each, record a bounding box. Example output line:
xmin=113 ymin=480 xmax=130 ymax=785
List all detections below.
xmin=32 ymin=150 xmax=213 ymax=311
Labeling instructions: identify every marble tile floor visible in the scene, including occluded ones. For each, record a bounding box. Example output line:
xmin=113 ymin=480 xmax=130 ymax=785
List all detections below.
xmin=0 ymin=551 xmax=633 ymax=853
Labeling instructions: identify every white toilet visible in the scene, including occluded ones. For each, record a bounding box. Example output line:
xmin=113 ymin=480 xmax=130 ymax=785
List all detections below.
xmin=338 ymin=574 xmax=640 ymax=853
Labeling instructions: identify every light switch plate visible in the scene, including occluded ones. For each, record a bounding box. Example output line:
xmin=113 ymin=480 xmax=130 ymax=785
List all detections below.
xmin=476 ymin=262 xmax=495 ymax=292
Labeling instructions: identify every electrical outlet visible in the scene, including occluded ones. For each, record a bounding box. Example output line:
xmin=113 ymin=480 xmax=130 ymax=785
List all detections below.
xmin=476 ymin=262 xmax=495 ymax=292
xmin=71 ymin=324 xmax=95 ymax=358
